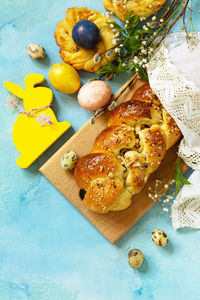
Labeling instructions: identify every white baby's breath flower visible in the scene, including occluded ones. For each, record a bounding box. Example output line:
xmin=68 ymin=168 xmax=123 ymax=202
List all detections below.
xmin=114 ymin=32 xmax=120 ymax=38
xmin=115 ymin=47 xmax=120 ymax=53
xmin=141 ymin=49 xmax=147 ymax=54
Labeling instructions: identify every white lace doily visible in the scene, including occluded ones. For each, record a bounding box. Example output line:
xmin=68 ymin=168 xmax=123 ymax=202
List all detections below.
xmin=172 ymin=171 xmax=200 ymax=229
xmin=147 ymin=33 xmax=200 ymax=229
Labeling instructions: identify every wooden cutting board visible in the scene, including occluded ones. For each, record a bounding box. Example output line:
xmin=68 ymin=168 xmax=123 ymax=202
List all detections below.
xmin=40 ymin=74 xmax=189 ymax=244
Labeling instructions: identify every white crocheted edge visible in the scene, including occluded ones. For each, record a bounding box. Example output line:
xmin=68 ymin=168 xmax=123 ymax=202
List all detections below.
xmin=147 ymin=32 xmax=200 ymax=170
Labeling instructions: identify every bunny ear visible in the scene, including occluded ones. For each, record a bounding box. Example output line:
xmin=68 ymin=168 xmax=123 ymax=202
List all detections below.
xmin=4 ymin=81 xmax=25 ymax=99
xmin=25 ymin=74 xmax=45 ymax=89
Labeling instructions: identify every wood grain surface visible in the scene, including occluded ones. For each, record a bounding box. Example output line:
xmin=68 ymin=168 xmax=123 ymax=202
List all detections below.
xmin=40 ymin=75 xmax=189 ymax=244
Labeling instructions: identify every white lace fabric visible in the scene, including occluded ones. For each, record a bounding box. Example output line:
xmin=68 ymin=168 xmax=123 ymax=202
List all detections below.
xmin=147 ymin=33 xmax=200 ymax=229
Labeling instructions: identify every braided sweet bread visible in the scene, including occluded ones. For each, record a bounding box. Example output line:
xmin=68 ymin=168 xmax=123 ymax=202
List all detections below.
xmin=74 ymin=83 xmax=181 ymax=213
xmin=103 ymin=0 xmax=167 ymax=21
xmin=54 ymin=7 xmax=116 ymax=72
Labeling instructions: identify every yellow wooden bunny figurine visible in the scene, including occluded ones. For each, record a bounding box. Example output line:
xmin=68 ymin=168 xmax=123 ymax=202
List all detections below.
xmin=4 ymin=74 xmax=71 ymax=168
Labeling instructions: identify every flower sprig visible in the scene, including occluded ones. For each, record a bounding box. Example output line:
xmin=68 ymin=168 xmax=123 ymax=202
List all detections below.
xmin=6 ymin=94 xmax=53 ymax=126
xmin=95 ymin=0 xmax=193 ymax=80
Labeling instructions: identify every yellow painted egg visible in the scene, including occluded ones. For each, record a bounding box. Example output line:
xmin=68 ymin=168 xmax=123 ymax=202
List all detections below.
xmin=77 ymin=80 xmax=112 ymax=111
xmin=49 ymin=63 xmax=81 ymax=94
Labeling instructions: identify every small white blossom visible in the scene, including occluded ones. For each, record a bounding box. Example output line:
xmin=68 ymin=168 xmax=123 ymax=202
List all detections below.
xmin=152 ymin=16 xmax=156 ymax=21
xmin=163 ymin=207 xmax=169 ymax=212
xmin=6 ymin=95 xmax=18 ymax=110
xmin=114 ymin=32 xmax=120 ymax=38
xmin=141 ymin=49 xmax=147 ymax=54
xmin=114 ymin=47 xmax=120 ymax=53
xmin=36 ymin=113 xmax=53 ymax=126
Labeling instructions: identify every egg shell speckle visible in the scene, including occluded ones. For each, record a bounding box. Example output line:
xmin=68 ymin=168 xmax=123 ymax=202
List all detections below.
xmin=77 ymin=80 xmax=112 ymax=111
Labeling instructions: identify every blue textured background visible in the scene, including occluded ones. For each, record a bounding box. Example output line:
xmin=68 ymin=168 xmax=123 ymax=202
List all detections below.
xmin=0 ymin=1 xmax=200 ymax=299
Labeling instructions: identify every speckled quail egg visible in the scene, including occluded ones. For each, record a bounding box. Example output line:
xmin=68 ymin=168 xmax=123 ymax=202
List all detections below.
xmin=152 ymin=229 xmax=168 ymax=247
xmin=128 ymin=249 xmax=144 ymax=269
xmin=61 ymin=151 xmax=79 ymax=171
xmin=26 ymin=43 xmax=46 ymax=59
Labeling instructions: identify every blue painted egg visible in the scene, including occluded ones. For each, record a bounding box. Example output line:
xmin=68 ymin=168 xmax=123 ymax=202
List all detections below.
xmin=72 ymin=20 xmax=100 ymax=50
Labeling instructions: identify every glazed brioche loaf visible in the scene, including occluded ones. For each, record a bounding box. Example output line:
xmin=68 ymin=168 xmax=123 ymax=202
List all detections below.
xmin=74 ymin=83 xmax=181 ymax=214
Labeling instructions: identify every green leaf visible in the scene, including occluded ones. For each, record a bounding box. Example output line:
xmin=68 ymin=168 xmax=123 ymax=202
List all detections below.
xmin=175 ymin=158 xmax=191 ymax=193
xmin=123 ymin=35 xmax=142 ymax=52
xmin=96 ymin=58 xmax=134 ymax=77
xmin=96 ymin=60 xmax=118 ymax=75
xmin=135 ymin=65 xmax=148 ymax=81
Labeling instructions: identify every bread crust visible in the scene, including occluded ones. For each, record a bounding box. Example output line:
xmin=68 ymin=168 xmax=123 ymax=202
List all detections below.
xmin=103 ymin=0 xmax=167 ymax=21
xmin=74 ymin=83 xmax=182 ymax=213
